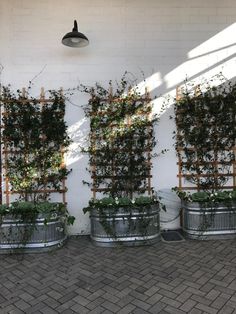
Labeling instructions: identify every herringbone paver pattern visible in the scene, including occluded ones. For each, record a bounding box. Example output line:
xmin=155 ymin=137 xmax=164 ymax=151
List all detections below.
xmin=0 ymin=237 xmax=236 ymax=313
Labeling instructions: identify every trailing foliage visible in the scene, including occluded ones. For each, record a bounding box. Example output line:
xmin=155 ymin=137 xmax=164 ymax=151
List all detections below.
xmin=0 ymin=201 xmax=75 ymax=225
xmin=83 ymin=195 xmax=159 ymax=213
xmin=1 ymin=86 xmax=71 ymax=202
xmin=173 ymin=74 xmax=236 ymax=193
xmin=0 ymin=201 xmax=75 ymax=248
xmin=173 ymin=188 xmax=236 ymax=203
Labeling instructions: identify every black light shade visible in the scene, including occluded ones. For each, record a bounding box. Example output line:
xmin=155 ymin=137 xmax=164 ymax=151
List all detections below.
xmin=62 ymin=20 xmax=89 ymax=48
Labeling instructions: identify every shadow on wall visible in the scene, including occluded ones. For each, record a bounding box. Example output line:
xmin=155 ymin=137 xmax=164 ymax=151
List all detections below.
xmin=65 ymin=23 xmax=236 ymax=211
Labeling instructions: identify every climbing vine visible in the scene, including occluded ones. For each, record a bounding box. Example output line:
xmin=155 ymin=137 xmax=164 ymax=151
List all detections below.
xmin=81 ymin=73 xmax=158 ymax=199
xmin=1 ymin=86 xmax=71 ymax=202
xmin=173 ymin=74 xmax=236 ymax=193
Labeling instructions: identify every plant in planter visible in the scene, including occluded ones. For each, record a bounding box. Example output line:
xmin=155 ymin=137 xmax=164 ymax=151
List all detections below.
xmin=81 ymin=73 xmax=161 ymax=246
xmin=0 ymin=201 xmax=75 ymax=251
xmin=173 ymin=74 xmax=236 ymax=239
xmin=0 ymin=86 xmax=75 ymax=252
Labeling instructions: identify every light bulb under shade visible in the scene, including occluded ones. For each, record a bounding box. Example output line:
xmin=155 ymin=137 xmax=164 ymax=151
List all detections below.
xmin=71 ymin=38 xmax=81 ymax=43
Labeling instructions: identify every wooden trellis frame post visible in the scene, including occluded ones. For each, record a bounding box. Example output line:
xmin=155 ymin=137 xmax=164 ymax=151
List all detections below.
xmin=0 ymin=85 xmax=2 ymax=205
xmin=234 ymin=147 xmax=236 ymax=189
xmin=145 ymin=86 xmax=152 ymax=196
xmin=176 ymin=86 xmax=183 ymax=191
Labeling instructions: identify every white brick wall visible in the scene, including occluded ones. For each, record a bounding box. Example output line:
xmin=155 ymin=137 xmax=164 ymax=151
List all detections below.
xmin=0 ymin=0 xmax=236 ymax=234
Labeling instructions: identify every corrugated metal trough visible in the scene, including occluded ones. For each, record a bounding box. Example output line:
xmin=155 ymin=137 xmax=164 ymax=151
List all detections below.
xmin=90 ymin=205 xmax=160 ymax=247
xmin=182 ymin=201 xmax=236 ymax=240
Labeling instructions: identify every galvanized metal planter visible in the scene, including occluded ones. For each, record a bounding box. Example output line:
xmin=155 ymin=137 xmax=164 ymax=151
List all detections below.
xmin=90 ymin=204 xmax=160 ymax=247
xmin=0 ymin=212 xmax=67 ymax=253
xmin=182 ymin=201 xmax=236 ymax=240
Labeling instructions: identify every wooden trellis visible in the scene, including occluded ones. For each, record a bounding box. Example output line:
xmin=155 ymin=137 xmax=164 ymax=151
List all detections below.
xmin=90 ymin=87 xmax=154 ymax=199
xmin=175 ymin=85 xmax=236 ymax=191
xmin=0 ymin=87 xmax=67 ymax=205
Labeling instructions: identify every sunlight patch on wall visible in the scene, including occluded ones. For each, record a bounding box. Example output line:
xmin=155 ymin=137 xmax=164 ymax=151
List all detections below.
xmin=188 ymin=23 xmax=236 ymax=59
xmin=134 ymin=72 xmax=162 ymax=95
xmin=152 ymin=57 xmax=236 ymax=117
xmin=165 ymin=23 xmax=236 ymax=90
xmin=65 ymin=117 xmax=88 ymax=166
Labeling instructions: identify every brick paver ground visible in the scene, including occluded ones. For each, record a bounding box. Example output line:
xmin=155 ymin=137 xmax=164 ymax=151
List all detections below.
xmin=0 ymin=236 xmax=236 ymax=314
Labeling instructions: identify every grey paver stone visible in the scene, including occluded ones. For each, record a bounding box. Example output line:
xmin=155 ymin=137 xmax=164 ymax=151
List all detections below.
xmin=59 ymin=292 xmax=78 ymax=304
xmin=227 ymin=300 xmax=236 ymax=309
xmin=87 ymin=290 xmax=104 ymax=301
xmin=161 ymin=296 xmax=182 ymax=308
xmin=39 ymin=306 xmax=58 ymax=314
xmin=157 ymin=282 xmax=174 ymax=291
xmin=15 ymin=300 xmax=31 ymax=311
xmin=43 ymin=297 xmax=60 ymax=309
xmin=214 ymin=285 xmax=235 ymax=295
xmin=210 ymin=279 xmax=229 ymax=288
xmin=118 ymin=295 xmax=135 ymax=307
xmin=72 ymin=294 xmax=90 ymax=306
xmin=61 ymin=310 xmax=76 ymax=314
xmin=200 ymin=283 xmax=215 ymax=293
xmin=144 ymin=286 xmax=160 ymax=296
xmin=102 ymin=300 xmax=121 ymax=313
xmin=159 ymin=289 xmax=178 ymax=299
xmin=103 ymin=292 xmax=120 ymax=303
xmin=70 ymin=303 xmax=90 ymax=313
xmin=117 ymin=304 xmax=136 ymax=314
xmin=187 ymin=287 xmax=206 ymax=297
xmin=197 ymin=276 xmax=213 ymax=286
xmin=189 ymin=308 xmax=203 ymax=314
xmin=176 ymin=291 xmax=192 ymax=303
xmin=218 ymin=305 xmax=235 ymax=314
xmin=56 ymin=300 xmax=76 ymax=311
xmin=47 ymin=290 xmax=63 ymax=300
xmin=131 ymin=298 xmax=151 ymax=311
xmin=228 ymin=281 xmax=236 ymax=290
xmin=9 ymin=309 xmax=25 ymax=314
xmin=180 ymin=299 xmax=197 ymax=312
xmin=86 ymin=297 xmax=106 ymax=310
xmin=205 ymin=289 xmax=221 ymax=300
xmin=146 ymin=292 xmax=163 ymax=305
xmin=19 ymin=293 xmax=34 ymax=302
xmin=149 ymin=301 xmax=167 ymax=314
xmin=191 ymin=295 xmax=212 ymax=306
xmin=130 ymin=290 xmax=148 ymax=301
xmin=173 ymin=284 xmax=188 ymax=295
xmin=87 ymin=306 xmax=104 ymax=314
xmin=211 ymin=296 xmax=228 ymax=309
xmin=132 ymin=308 xmax=150 ymax=314
xmin=195 ymin=303 xmax=218 ymax=314
xmin=165 ymin=305 xmax=186 ymax=314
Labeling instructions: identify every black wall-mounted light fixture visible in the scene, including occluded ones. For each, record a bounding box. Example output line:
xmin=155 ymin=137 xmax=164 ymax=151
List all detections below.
xmin=62 ymin=20 xmax=89 ymax=48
